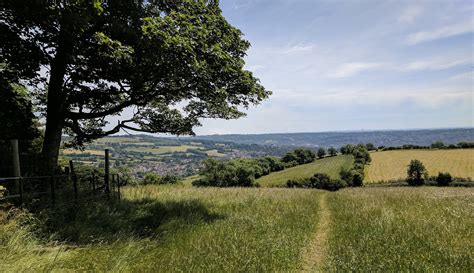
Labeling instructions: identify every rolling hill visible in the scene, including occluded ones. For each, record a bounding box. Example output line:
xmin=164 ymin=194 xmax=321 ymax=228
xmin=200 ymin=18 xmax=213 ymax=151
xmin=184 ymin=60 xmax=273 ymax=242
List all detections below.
xmin=256 ymin=155 xmax=354 ymax=187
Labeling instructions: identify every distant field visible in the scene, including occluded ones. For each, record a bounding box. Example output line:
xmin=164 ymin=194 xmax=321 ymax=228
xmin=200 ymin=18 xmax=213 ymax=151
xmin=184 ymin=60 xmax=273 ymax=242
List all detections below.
xmin=63 ymin=149 xmax=107 ymax=156
xmin=366 ymin=149 xmax=474 ymax=182
xmin=256 ymin=155 xmax=353 ymax=187
xmin=125 ymin=145 xmax=199 ymax=154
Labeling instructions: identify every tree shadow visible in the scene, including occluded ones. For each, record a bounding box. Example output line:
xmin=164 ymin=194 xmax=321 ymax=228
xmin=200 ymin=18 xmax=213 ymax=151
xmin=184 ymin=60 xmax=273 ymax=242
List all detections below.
xmin=40 ymin=198 xmax=225 ymax=245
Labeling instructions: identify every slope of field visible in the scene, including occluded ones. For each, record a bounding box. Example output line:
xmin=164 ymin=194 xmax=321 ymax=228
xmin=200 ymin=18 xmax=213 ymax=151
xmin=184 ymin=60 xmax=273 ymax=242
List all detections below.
xmin=366 ymin=149 xmax=474 ymax=182
xmin=325 ymin=187 xmax=473 ymax=271
xmin=256 ymin=155 xmax=353 ymax=187
xmin=3 ymin=186 xmax=472 ymax=271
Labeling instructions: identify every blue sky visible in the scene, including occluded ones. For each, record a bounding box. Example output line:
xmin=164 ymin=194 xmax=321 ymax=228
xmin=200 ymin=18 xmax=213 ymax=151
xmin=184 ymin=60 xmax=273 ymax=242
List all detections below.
xmin=192 ymin=0 xmax=473 ymax=135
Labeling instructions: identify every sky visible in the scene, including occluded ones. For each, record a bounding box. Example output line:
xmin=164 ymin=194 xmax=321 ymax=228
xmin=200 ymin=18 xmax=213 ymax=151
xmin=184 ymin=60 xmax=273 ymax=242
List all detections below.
xmin=189 ymin=0 xmax=473 ymax=135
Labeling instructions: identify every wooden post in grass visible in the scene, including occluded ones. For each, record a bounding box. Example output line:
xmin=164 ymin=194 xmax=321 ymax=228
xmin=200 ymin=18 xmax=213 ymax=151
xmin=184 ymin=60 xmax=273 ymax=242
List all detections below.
xmin=69 ymin=160 xmax=78 ymax=201
xmin=105 ymin=149 xmax=110 ymax=200
xmin=10 ymin=139 xmax=21 ymax=194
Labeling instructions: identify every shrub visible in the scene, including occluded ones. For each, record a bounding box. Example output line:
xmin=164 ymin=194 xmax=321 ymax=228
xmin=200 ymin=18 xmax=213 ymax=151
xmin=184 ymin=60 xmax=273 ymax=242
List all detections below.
xmin=328 ymin=147 xmax=338 ymax=156
xmin=286 ymin=178 xmax=310 ymax=188
xmin=282 ymin=148 xmax=316 ymax=165
xmin=309 ymin=173 xmax=347 ymax=191
xmin=317 ymin=147 xmax=326 ymax=158
xmin=431 ymin=141 xmax=445 ymax=149
xmin=142 ymin=173 xmax=161 ymax=185
xmin=436 ymin=172 xmax=452 ymax=186
xmin=406 ymin=159 xmax=428 ymax=186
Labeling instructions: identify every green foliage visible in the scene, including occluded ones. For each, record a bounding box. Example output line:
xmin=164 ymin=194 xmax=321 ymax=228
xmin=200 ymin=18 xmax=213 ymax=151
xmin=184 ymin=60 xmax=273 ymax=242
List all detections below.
xmin=2 ymin=0 xmax=270 ymax=172
xmin=365 ymin=143 xmax=376 ymax=151
xmin=287 ymin=173 xmax=347 ymax=191
xmin=193 ymin=158 xmax=260 ymax=187
xmin=406 ymin=159 xmax=428 ymax=186
xmin=317 ymin=147 xmax=326 ymax=158
xmin=142 ymin=173 xmax=179 ymax=185
xmin=282 ymin=148 xmax=316 ymax=165
xmin=436 ymin=172 xmax=452 ymax=186
xmin=328 ymin=147 xmax=338 ymax=156
xmin=431 ymin=141 xmax=445 ymax=149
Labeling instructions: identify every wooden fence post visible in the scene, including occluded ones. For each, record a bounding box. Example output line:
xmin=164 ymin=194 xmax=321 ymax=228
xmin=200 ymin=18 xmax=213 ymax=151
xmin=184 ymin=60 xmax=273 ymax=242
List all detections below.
xmin=117 ymin=174 xmax=121 ymax=202
xmin=69 ymin=160 xmax=78 ymax=201
xmin=104 ymin=149 xmax=110 ymax=200
xmin=10 ymin=139 xmax=21 ymax=195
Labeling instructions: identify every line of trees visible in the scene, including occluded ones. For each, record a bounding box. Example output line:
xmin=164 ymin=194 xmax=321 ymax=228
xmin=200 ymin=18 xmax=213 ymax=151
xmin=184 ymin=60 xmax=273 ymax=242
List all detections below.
xmin=194 ymin=148 xmax=316 ymax=187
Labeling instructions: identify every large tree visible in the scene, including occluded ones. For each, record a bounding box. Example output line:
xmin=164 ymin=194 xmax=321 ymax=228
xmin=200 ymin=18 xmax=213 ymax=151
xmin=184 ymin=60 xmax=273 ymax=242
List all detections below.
xmin=1 ymin=0 xmax=270 ymax=174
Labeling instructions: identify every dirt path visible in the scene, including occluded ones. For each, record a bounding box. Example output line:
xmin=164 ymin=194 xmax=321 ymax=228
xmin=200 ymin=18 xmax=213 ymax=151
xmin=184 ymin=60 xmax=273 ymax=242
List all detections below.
xmin=301 ymin=193 xmax=331 ymax=272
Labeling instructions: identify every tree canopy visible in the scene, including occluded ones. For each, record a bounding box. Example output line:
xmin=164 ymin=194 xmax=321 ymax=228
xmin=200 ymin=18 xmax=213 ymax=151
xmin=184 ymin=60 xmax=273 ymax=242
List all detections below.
xmin=1 ymin=0 xmax=270 ymax=172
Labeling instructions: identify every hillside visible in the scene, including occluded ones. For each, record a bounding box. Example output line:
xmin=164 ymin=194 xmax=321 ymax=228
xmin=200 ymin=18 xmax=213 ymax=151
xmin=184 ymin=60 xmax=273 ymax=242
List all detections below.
xmin=366 ymin=149 xmax=474 ymax=182
xmin=193 ymin=128 xmax=474 ymax=148
xmin=60 ymin=135 xmax=289 ymax=177
xmin=256 ymin=155 xmax=353 ymax=187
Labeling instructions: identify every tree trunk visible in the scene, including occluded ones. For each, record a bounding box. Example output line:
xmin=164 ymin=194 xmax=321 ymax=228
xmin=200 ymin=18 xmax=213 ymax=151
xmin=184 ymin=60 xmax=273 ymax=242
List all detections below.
xmin=41 ymin=114 xmax=64 ymax=175
xmin=40 ymin=27 xmax=71 ymax=175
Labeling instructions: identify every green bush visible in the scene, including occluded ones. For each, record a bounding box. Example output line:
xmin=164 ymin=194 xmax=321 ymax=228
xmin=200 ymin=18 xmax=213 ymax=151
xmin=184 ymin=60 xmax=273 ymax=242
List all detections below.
xmin=142 ymin=173 xmax=162 ymax=185
xmin=287 ymin=173 xmax=347 ymax=191
xmin=436 ymin=172 xmax=452 ymax=186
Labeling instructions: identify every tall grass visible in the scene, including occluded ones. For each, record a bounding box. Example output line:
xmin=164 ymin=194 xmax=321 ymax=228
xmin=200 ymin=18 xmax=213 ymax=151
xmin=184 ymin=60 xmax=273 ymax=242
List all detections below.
xmin=324 ymin=187 xmax=474 ymax=271
xmin=2 ymin=186 xmax=323 ymax=272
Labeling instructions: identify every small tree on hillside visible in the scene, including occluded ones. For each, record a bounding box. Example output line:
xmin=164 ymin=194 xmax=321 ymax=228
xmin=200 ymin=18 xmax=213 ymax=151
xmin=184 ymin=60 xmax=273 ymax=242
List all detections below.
xmin=328 ymin=147 xmax=337 ymax=156
xmin=317 ymin=147 xmax=326 ymax=159
xmin=406 ymin=159 xmax=428 ymax=186
xmin=431 ymin=141 xmax=445 ymax=149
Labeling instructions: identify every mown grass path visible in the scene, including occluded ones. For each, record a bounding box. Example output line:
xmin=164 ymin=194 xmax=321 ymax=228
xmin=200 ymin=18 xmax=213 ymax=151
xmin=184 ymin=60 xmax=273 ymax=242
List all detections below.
xmin=301 ymin=192 xmax=331 ymax=272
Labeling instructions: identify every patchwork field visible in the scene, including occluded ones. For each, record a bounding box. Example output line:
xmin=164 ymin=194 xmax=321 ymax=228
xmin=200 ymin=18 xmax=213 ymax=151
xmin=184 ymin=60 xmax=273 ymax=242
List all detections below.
xmin=256 ymin=155 xmax=354 ymax=187
xmin=366 ymin=149 xmax=474 ymax=182
xmin=2 ymin=186 xmax=472 ymax=271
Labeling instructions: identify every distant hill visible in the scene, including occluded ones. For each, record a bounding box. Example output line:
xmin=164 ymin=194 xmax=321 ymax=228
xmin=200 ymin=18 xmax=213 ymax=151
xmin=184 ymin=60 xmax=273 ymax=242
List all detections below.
xmin=192 ymin=128 xmax=474 ymax=148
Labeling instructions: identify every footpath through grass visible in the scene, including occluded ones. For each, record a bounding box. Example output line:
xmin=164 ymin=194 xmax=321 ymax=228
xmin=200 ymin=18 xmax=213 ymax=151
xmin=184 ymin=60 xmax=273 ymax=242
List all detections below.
xmin=2 ymin=185 xmax=473 ymax=271
xmin=256 ymin=155 xmax=353 ymax=187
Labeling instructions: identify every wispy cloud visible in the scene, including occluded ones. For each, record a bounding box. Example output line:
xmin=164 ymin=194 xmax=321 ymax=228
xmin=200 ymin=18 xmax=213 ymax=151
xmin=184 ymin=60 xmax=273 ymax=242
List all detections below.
xmin=406 ymin=21 xmax=473 ymax=45
xmin=281 ymin=43 xmax=316 ymax=54
xmin=449 ymin=72 xmax=473 ymax=81
xmin=398 ymin=6 xmax=423 ymax=24
xmin=326 ymin=62 xmax=387 ymax=78
xmin=401 ymin=59 xmax=471 ymax=71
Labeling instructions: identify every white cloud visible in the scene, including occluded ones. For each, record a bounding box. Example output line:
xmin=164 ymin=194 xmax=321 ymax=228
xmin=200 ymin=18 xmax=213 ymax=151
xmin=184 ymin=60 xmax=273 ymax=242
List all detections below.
xmin=281 ymin=43 xmax=316 ymax=54
xmin=398 ymin=6 xmax=423 ymax=24
xmin=326 ymin=62 xmax=387 ymax=78
xmin=401 ymin=59 xmax=471 ymax=71
xmin=406 ymin=21 xmax=474 ymax=45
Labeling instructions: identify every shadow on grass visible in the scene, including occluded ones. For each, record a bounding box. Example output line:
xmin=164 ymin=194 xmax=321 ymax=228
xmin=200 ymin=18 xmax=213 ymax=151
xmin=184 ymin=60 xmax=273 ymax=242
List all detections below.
xmin=39 ymin=198 xmax=224 ymax=245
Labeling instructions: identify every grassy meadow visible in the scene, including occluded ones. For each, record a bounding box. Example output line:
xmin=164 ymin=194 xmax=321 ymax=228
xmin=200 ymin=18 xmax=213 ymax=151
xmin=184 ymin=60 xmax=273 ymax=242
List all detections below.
xmin=1 ymin=186 xmax=323 ymax=272
xmin=2 ymin=184 xmax=473 ymax=271
xmin=256 ymin=155 xmax=353 ymax=187
xmin=366 ymin=149 xmax=474 ymax=182
xmin=325 ymin=187 xmax=474 ymax=271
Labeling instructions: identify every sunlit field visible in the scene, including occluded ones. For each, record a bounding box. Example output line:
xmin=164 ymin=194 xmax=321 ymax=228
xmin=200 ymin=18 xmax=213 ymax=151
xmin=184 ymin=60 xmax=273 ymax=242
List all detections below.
xmin=256 ymin=155 xmax=353 ymax=187
xmin=366 ymin=149 xmax=474 ymax=182
xmin=3 ymin=185 xmax=472 ymax=271
xmin=325 ymin=187 xmax=474 ymax=271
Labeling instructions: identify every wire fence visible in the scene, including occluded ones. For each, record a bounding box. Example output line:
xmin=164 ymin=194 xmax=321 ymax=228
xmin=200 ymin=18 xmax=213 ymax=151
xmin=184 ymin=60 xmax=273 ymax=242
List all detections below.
xmin=0 ymin=139 xmax=121 ymax=209
xmin=0 ymin=173 xmax=121 ymax=209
